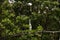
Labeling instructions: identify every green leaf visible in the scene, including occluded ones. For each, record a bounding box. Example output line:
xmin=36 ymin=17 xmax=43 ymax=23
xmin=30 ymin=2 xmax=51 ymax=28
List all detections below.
xmin=37 ymin=25 xmax=43 ymax=31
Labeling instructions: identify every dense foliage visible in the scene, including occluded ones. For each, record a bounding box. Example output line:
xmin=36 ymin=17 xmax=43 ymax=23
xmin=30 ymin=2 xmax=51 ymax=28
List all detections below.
xmin=0 ymin=0 xmax=60 ymax=40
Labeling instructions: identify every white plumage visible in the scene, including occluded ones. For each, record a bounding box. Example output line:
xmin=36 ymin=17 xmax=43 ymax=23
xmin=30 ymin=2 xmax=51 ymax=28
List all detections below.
xmin=27 ymin=3 xmax=32 ymax=6
xmin=8 ymin=0 xmax=15 ymax=4
xmin=29 ymin=19 xmax=32 ymax=30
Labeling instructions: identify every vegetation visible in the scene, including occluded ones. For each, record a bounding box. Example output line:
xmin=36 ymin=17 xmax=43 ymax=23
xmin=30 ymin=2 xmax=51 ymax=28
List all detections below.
xmin=0 ymin=0 xmax=60 ymax=40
